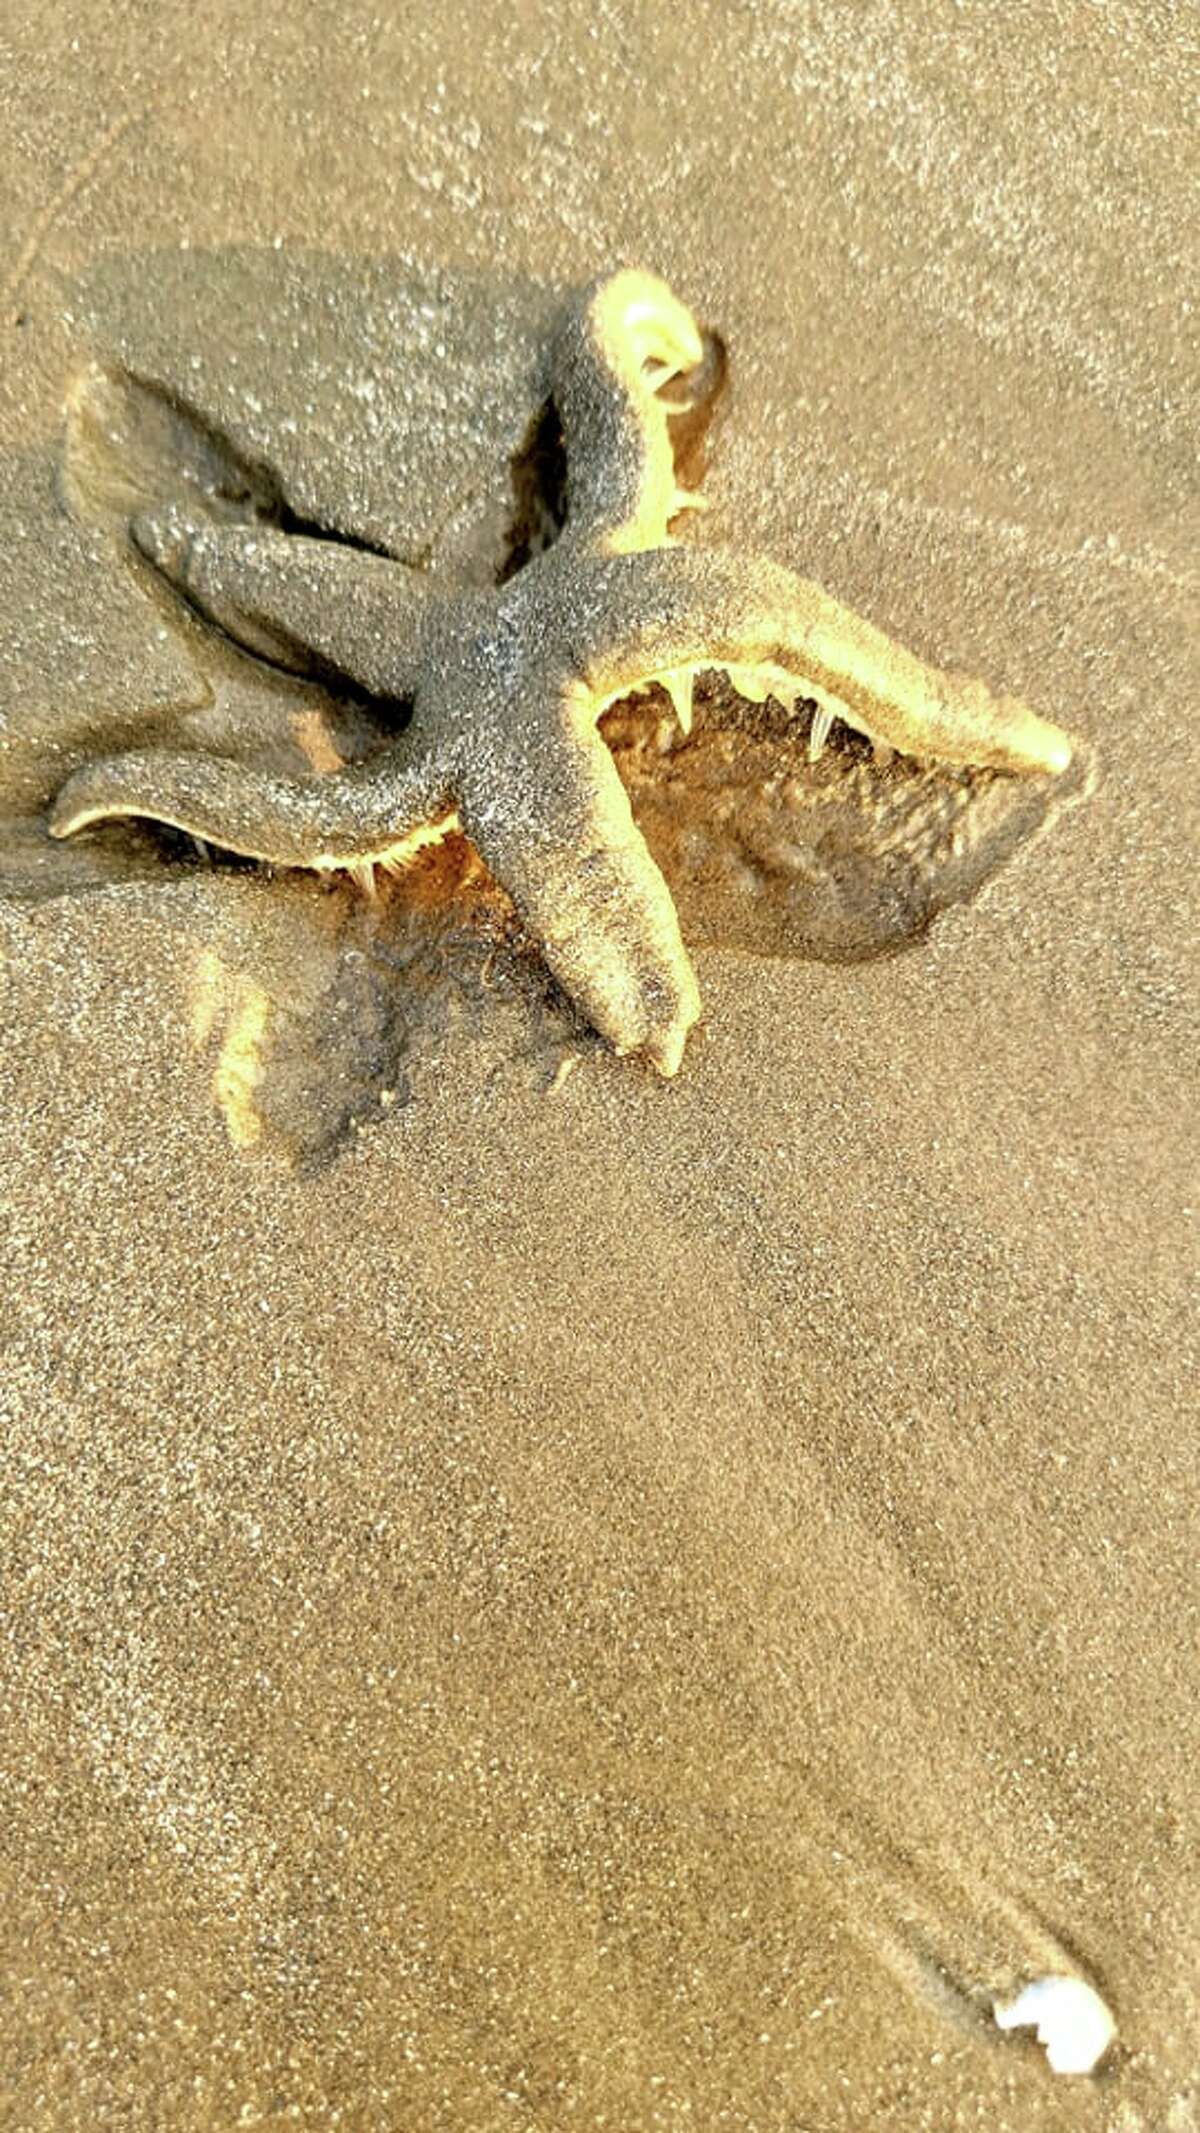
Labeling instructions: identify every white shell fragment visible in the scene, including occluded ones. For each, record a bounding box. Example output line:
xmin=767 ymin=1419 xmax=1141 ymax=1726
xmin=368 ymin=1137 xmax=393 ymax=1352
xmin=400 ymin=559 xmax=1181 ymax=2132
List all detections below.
xmin=993 ymin=1975 xmax=1116 ymax=2075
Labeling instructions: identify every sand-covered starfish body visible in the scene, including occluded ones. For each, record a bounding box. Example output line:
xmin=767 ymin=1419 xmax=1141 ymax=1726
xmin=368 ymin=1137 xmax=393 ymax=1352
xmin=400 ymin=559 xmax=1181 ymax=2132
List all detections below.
xmin=51 ymin=269 xmax=1074 ymax=1073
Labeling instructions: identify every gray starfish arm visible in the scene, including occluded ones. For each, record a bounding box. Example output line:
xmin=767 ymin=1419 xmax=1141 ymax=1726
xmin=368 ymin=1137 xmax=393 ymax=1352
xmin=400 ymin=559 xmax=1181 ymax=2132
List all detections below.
xmin=49 ymin=746 xmax=454 ymax=868
xmin=132 ymin=510 xmax=431 ymax=700
xmin=456 ymin=690 xmax=700 ymax=1075
xmin=567 ymin=547 xmax=1074 ymax=775
xmin=551 ymin=269 xmax=706 ymax=557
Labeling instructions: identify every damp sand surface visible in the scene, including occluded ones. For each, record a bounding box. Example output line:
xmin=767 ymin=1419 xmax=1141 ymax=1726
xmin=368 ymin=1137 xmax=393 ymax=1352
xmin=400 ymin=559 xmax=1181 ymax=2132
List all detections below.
xmin=1 ymin=5 xmax=1197 ymax=2130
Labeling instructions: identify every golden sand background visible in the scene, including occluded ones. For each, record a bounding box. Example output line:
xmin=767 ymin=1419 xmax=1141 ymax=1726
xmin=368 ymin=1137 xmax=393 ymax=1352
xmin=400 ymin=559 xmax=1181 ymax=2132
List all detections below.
xmin=1 ymin=3 xmax=1196 ymax=2127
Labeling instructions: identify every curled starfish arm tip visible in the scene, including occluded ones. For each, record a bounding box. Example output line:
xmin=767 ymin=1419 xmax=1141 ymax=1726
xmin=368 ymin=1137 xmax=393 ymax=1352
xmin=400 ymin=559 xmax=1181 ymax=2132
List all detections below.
xmin=554 ymin=269 xmax=707 ymax=558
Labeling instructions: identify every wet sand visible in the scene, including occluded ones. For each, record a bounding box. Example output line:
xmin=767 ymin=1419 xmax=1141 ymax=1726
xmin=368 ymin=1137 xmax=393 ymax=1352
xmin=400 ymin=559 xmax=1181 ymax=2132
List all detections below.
xmin=1 ymin=4 xmax=1197 ymax=2128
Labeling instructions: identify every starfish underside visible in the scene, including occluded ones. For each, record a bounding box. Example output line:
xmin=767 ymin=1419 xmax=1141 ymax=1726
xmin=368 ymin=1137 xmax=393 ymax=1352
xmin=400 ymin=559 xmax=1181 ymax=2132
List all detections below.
xmin=50 ymin=268 xmax=1075 ymax=1075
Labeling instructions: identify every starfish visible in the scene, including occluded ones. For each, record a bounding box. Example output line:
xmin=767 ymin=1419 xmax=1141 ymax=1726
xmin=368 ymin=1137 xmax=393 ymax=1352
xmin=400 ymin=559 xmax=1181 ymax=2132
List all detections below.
xmin=50 ymin=268 xmax=1074 ymax=1074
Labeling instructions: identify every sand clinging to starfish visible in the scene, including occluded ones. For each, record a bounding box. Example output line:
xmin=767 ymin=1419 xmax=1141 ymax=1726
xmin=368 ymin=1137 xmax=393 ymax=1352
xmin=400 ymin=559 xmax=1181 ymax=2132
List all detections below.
xmin=50 ymin=268 xmax=1074 ymax=1074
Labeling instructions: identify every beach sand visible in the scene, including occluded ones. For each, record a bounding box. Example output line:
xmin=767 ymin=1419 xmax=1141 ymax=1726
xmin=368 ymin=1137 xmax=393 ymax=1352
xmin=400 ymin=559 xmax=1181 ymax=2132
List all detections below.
xmin=1 ymin=4 xmax=1196 ymax=2127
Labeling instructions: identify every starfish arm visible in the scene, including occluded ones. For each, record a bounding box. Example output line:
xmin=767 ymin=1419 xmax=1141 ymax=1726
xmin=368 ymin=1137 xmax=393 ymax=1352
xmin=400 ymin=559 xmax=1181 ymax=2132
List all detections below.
xmin=567 ymin=547 xmax=1074 ymax=775
xmin=552 ymin=269 xmax=705 ymax=557
xmin=456 ymin=688 xmax=700 ymax=1074
xmin=49 ymin=745 xmax=455 ymax=869
xmin=132 ymin=510 xmax=431 ymax=701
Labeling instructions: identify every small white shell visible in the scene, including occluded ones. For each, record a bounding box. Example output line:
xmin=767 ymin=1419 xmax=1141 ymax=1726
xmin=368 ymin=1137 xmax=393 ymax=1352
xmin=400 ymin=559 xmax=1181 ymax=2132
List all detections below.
xmin=993 ymin=1975 xmax=1116 ymax=2075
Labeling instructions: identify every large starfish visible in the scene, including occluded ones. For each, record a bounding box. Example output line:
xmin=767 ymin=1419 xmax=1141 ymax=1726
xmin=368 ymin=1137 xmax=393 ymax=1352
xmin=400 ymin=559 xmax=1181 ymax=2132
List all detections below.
xmin=50 ymin=269 xmax=1074 ymax=1074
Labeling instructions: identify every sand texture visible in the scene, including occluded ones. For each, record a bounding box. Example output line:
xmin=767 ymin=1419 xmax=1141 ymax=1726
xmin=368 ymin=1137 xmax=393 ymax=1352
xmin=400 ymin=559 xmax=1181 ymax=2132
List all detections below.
xmin=1 ymin=3 xmax=1197 ymax=2128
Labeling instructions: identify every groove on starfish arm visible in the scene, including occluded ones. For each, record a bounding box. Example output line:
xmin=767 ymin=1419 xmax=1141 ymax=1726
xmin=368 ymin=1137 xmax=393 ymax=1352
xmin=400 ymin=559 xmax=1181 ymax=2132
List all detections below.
xmin=567 ymin=547 xmax=1075 ymax=777
xmin=131 ymin=509 xmax=432 ymax=701
xmin=551 ymin=267 xmax=706 ymax=557
xmin=49 ymin=747 xmax=458 ymax=872
xmin=455 ymin=687 xmax=700 ymax=1076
